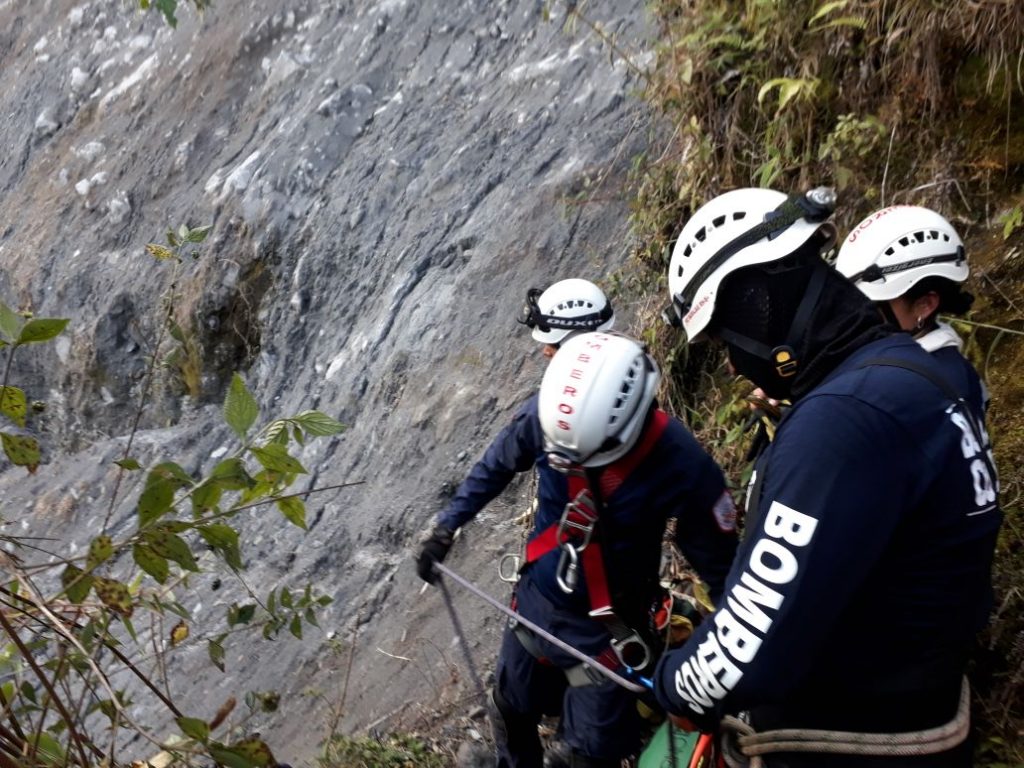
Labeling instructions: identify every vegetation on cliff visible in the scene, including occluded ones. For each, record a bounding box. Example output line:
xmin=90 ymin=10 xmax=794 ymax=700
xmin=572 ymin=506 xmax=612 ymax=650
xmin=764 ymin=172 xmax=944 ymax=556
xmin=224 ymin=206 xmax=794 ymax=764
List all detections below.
xmin=619 ymin=0 xmax=1024 ymax=763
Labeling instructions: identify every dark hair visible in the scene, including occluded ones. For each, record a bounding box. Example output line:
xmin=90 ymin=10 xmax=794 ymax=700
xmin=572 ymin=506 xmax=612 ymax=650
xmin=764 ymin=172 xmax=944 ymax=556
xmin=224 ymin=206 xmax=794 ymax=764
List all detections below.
xmin=905 ymin=276 xmax=974 ymax=317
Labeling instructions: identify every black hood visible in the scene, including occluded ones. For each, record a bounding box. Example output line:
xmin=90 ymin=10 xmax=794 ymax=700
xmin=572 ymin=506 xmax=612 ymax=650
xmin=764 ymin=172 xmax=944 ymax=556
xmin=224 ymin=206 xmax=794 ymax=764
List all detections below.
xmin=714 ymin=254 xmax=894 ymax=400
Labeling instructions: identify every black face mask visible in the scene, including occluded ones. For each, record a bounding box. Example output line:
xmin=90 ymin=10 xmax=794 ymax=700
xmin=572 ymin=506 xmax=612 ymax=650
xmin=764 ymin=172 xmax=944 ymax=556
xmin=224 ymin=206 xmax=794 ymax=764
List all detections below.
xmin=712 ymin=255 xmax=816 ymax=398
xmin=725 ymin=341 xmax=796 ymax=400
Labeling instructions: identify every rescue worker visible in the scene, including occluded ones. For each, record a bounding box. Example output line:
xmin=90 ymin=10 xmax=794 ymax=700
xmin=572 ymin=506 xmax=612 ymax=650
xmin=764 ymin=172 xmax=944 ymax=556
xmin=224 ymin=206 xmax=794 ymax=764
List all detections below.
xmin=657 ymin=188 xmax=1001 ymax=767
xmin=518 ymin=277 xmax=616 ymax=358
xmin=417 ymin=332 xmax=739 ymax=768
xmin=836 ymin=205 xmax=981 ymax=387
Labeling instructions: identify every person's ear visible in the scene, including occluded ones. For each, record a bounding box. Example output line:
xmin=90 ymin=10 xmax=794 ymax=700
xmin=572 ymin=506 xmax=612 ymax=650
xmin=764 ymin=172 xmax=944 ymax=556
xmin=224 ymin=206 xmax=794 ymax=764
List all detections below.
xmin=913 ymin=291 xmax=941 ymax=327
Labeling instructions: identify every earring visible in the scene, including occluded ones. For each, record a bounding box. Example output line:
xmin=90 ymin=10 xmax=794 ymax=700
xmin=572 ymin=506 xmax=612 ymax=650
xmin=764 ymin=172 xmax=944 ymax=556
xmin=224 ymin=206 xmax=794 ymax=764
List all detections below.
xmin=915 ymin=316 xmax=924 ymax=332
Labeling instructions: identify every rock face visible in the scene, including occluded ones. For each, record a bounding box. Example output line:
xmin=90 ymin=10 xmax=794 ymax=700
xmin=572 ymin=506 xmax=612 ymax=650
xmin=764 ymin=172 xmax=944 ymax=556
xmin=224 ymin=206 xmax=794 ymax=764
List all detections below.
xmin=0 ymin=0 xmax=650 ymax=761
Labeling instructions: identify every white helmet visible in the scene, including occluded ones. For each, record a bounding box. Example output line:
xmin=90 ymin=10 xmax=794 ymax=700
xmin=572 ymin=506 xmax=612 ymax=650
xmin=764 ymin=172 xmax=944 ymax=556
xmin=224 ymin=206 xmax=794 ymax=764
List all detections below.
xmin=518 ymin=278 xmax=615 ymax=345
xmin=538 ymin=332 xmax=659 ymax=468
xmin=666 ymin=188 xmax=837 ymax=342
xmin=835 ymin=206 xmax=967 ymax=301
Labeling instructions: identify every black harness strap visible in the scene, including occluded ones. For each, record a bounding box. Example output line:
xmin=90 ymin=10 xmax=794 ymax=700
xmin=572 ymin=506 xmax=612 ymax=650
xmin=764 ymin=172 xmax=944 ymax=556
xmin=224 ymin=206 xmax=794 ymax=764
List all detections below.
xmin=857 ymin=356 xmax=987 ymax=448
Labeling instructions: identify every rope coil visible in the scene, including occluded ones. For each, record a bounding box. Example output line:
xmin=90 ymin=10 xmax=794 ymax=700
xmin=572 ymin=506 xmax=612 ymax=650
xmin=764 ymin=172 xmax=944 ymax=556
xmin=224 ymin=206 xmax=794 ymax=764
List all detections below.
xmin=720 ymin=677 xmax=970 ymax=768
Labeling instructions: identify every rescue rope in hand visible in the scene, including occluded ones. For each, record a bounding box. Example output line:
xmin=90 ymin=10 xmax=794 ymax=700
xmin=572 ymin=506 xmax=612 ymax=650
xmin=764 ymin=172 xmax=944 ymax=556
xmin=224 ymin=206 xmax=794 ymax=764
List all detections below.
xmin=719 ymin=677 xmax=970 ymax=768
xmin=437 ymin=574 xmax=489 ymax=707
xmin=433 ymin=561 xmax=648 ymax=694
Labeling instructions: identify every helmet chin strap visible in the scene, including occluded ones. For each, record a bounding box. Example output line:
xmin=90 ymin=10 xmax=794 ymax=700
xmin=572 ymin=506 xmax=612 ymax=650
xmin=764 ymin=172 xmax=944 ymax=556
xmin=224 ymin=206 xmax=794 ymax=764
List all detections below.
xmin=715 ymin=264 xmax=828 ymax=381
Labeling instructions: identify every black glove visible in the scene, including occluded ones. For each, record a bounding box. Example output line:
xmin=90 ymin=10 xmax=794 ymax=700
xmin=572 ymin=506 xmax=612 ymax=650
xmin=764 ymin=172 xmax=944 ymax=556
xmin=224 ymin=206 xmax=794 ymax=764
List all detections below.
xmin=416 ymin=525 xmax=455 ymax=584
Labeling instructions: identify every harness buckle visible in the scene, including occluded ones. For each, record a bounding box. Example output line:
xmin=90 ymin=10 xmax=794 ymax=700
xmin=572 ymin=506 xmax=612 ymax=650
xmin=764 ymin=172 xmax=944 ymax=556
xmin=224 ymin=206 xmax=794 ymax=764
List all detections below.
xmin=610 ymin=629 xmax=651 ymax=672
xmin=556 ymin=544 xmax=580 ymax=593
xmin=497 ymin=553 xmax=521 ymax=583
xmin=556 ymin=489 xmax=598 ymax=551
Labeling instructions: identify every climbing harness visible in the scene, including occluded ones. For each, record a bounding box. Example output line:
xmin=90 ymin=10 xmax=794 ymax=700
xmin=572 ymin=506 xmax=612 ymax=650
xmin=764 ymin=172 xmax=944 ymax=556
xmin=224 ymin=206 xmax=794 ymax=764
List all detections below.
xmin=431 ymin=561 xmax=649 ymax=694
xmin=718 ymin=677 xmax=971 ymax=767
xmin=523 ymin=409 xmax=671 ymax=672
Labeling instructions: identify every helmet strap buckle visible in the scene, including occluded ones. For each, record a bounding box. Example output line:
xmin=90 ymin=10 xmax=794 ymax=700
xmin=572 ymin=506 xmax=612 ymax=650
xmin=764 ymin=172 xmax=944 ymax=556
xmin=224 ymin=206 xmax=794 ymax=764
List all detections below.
xmin=771 ymin=345 xmax=799 ymax=378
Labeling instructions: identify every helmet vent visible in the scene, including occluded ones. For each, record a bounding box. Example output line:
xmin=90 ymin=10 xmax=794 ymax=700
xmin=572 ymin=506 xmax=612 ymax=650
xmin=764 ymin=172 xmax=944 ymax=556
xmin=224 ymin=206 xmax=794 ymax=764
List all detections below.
xmin=712 ymin=215 xmax=726 ymax=228
xmin=899 ymin=236 xmax=910 ymax=247
xmin=695 ymin=227 xmax=707 ymax=242
xmin=884 ymin=247 xmax=895 ymax=256
xmin=914 ymin=231 xmax=925 ymax=243
xmin=733 ymin=212 xmax=746 ymax=221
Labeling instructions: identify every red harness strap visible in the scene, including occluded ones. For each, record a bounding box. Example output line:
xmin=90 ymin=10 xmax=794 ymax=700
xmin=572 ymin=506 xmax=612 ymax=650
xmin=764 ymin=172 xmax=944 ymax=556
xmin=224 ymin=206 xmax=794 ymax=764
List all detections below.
xmin=524 ymin=409 xmax=670 ymax=617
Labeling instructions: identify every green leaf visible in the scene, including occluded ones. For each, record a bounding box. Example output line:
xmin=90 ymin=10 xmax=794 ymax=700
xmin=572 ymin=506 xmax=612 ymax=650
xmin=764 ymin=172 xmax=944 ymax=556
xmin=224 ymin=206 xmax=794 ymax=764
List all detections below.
xmin=123 ymin=616 xmax=138 ymax=642
xmin=304 ymin=606 xmax=319 ymax=628
xmin=813 ymin=15 xmax=867 ymax=30
xmin=191 ymin=480 xmax=223 ymax=516
xmin=186 ymin=224 xmax=213 ymax=243
xmin=0 ymin=386 xmax=26 ymax=428
xmin=17 ymin=318 xmax=69 ymax=345
xmin=1 ymin=432 xmax=39 ymax=471
xmin=133 ymin=543 xmax=170 ymax=584
xmin=293 ymin=410 xmax=345 ymax=436
xmin=152 ymin=461 xmax=194 ymax=488
xmin=146 ymin=243 xmax=176 ymax=261
xmin=275 ymin=496 xmax=306 ymax=529
xmin=176 ymin=716 xmax=210 ymax=743
xmin=209 ymin=457 xmax=254 ymax=490
xmin=208 ymin=744 xmax=255 ymax=768
xmin=87 ymin=535 xmax=114 ymax=569
xmin=166 ymin=229 xmax=180 ymax=247
xmin=266 ymin=589 xmax=276 ymax=615
xmin=264 ymin=419 xmax=288 ymax=445
xmin=114 ymin=457 xmax=142 ymax=471
xmin=231 ymin=738 xmax=274 ymax=767
xmin=756 ymin=77 xmax=817 ymax=112
xmin=288 ymin=614 xmax=303 ymax=640
xmin=228 ymin=602 xmax=257 ymax=627
xmin=137 ymin=473 xmax=175 ymax=528
xmin=20 ymin=680 xmax=37 ymax=703
xmin=250 ymin=443 xmax=306 ymax=474
xmin=208 ymin=637 xmax=226 ymax=672
xmin=280 ymin=589 xmax=293 ymax=609
xmin=0 ymin=302 xmax=21 ymax=342
xmin=198 ymin=523 xmax=242 ymax=570
xmin=62 ymin=565 xmax=93 ymax=604
xmin=809 ymin=0 xmax=849 ymax=24
xmin=145 ymin=529 xmax=198 ymax=571
xmin=224 ymin=373 xmax=259 ymax=439
xmin=31 ymin=732 xmax=65 ymax=765
xmin=93 ymin=577 xmax=133 ymax=618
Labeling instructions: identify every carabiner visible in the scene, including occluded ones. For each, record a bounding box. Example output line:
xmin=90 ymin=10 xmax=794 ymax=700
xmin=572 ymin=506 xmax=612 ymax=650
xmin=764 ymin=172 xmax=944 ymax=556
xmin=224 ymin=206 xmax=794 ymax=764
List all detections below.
xmin=556 ymin=544 xmax=580 ymax=594
xmin=498 ymin=553 xmax=521 ymax=583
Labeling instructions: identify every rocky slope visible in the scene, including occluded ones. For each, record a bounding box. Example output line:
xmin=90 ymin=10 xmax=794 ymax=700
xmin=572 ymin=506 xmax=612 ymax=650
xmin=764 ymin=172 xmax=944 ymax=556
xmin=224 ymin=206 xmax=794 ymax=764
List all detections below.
xmin=0 ymin=0 xmax=651 ymax=762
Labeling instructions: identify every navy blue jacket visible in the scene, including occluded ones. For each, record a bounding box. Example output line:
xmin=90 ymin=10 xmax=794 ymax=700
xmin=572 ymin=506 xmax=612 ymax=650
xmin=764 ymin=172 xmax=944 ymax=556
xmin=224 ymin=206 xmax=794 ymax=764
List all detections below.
xmin=654 ymin=335 xmax=1001 ymax=735
xmin=438 ymin=395 xmax=738 ymax=620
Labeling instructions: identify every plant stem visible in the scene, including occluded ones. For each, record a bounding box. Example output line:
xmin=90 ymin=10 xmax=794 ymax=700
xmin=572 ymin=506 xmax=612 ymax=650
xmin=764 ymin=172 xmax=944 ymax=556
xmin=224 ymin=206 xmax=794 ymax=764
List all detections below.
xmin=0 ymin=609 xmax=94 ymax=766
xmin=103 ymin=265 xmax=181 ymax=535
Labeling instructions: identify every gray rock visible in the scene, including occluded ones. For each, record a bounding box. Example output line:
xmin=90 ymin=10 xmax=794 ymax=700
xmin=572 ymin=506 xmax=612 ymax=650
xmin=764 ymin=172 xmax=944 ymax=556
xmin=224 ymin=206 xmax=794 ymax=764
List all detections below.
xmin=456 ymin=741 xmax=495 ymax=768
xmin=70 ymin=66 xmax=93 ymax=93
xmin=34 ymin=109 xmax=59 ymax=137
xmin=0 ymin=0 xmax=651 ymax=763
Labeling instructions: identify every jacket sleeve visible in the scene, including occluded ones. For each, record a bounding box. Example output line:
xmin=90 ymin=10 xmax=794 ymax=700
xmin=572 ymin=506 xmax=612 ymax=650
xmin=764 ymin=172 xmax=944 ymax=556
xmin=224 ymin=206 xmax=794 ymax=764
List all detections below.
xmin=668 ymin=427 xmax=740 ymax=603
xmin=654 ymin=395 xmax=924 ymax=729
xmin=436 ymin=394 xmax=544 ymax=531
